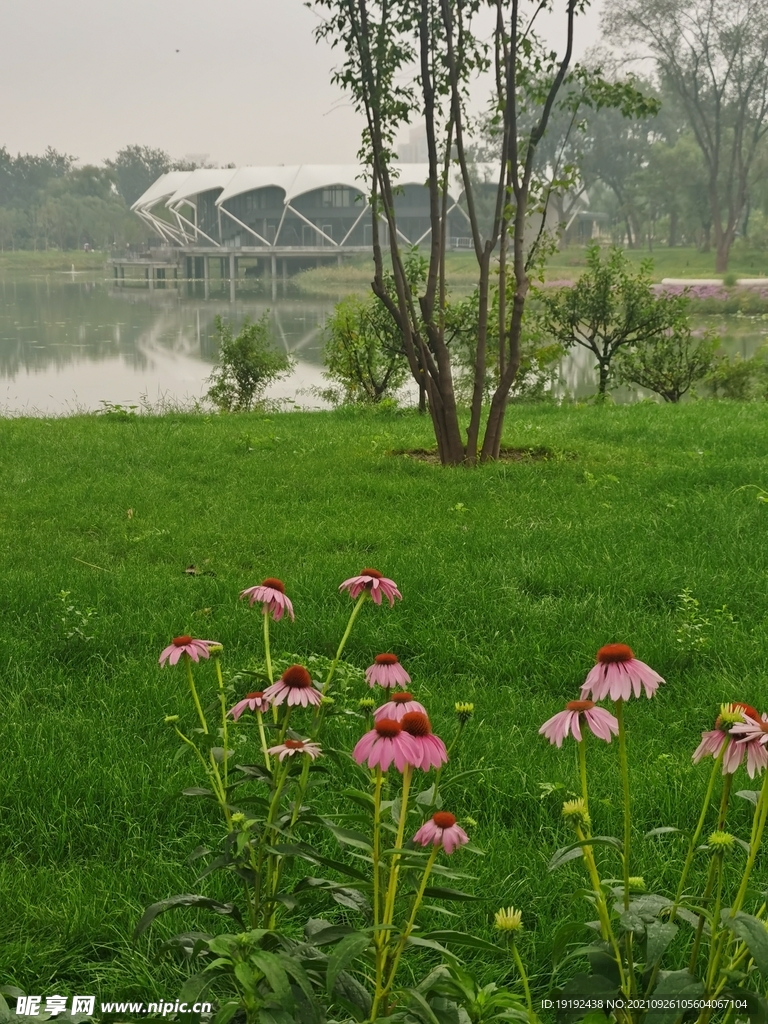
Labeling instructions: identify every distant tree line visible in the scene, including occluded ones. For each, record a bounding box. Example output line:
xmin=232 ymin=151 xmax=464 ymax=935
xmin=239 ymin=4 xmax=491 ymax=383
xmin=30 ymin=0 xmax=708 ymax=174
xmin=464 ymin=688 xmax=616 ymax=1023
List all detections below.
xmin=0 ymin=144 xmax=191 ymax=252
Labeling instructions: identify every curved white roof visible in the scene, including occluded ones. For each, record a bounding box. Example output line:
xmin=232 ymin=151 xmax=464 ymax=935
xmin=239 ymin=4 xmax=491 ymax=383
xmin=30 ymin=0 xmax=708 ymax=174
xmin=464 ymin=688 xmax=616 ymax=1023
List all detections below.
xmin=131 ymin=171 xmax=192 ymax=212
xmin=135 ymin=163 xmax=490 ymax=214
xmin=216 ymin=166 xmax=302 ymax=207
xmin=165 ymin=168 xmax=238 ymax=206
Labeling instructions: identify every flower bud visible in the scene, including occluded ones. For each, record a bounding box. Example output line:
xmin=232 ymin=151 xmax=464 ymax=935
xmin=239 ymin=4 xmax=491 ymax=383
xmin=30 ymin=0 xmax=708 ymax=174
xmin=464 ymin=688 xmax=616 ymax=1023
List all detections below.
xmin=164 ymin=715 xmax=180 ymax=724
xmin=494 ymin=906 xmax=523 ymax=932
xmin=708 ymin=830 xmax=735 ymax=852
xmin=455 ymin=701 xmax=474 ymax=724
xmin=562 ymin=798 xmax=591 ymax=830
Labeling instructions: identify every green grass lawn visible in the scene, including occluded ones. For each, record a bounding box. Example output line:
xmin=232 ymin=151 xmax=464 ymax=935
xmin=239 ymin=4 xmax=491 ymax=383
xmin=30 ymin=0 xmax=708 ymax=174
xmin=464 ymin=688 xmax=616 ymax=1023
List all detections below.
xmin=293 ymin=246 xmax=768 ymax=294
xmin=2 ymin=403 xmax=768 ymax=1003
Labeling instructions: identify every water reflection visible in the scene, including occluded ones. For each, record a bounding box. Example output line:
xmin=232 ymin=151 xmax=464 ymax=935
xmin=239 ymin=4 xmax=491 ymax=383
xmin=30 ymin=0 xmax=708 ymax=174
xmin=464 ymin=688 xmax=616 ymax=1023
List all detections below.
xmin=1 ymin=274 xmax=767 ymax=414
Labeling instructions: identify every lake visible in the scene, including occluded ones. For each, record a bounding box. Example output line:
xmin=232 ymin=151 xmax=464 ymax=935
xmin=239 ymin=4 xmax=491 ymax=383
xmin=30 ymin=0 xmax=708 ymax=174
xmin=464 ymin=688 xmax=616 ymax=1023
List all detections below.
xmin=1 ymin=273 xmax=766 ymax=414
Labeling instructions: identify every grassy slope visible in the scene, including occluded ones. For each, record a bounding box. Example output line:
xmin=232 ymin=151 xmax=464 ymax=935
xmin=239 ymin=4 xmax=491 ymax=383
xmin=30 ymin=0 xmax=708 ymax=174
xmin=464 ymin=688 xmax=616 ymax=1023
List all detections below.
xmin=293 ymin=246 xmax=768 ymax=294
xmin=0 ymin=251 xmax=106 ymax=274
xmin=1 ymin=403 xmax=767 ymax=1000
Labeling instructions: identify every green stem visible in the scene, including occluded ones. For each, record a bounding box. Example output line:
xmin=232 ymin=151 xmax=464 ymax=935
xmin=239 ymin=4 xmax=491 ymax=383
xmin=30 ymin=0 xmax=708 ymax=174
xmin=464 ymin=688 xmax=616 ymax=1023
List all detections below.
xmin=290 ymin=755 xmax=312 ymax=827
xmin=214 ymin=656 xmax=229 ymax=794
xmin=372 ymin=769 xmax=384 ymax=936
xmin=324 ymin=592 xmax=366 ymax=696
xmin=263 ymin=611 xmax=278 ymax=726
xmin=704 ymin=853 xmax=726 ymax=993
xmin=687 ymin=772 xmax=732 ymax=975
xmin=184 ymin=655 xmax=208 ymax=734
xmin=256 ymin=711 xmax=271 ymax=771
xmin=374 ymin=845 xmax=439 ymax=1018
xmin=577 ymin=738 xmax=589 ymax=813
xmin=383 ymin=766 xmax=413 ymax=929
xmin=614 ymin=700 xmax=635 ymax=995
xmin=512 ymin=943 xmax=535 ymax=1023
xmin=673 ymin=745 xmax=727 ymax=917
xmin=730 ymin=770 xmax=768 ymax=915
xmin=577 ymin=825 xmax=627 ymax=993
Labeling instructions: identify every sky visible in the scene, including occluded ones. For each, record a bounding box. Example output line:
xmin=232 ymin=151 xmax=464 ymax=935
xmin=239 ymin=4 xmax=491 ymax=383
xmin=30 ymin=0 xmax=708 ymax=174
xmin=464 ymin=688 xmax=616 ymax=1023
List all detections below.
xmin=0 ymin=0 xmax=605 ymax=169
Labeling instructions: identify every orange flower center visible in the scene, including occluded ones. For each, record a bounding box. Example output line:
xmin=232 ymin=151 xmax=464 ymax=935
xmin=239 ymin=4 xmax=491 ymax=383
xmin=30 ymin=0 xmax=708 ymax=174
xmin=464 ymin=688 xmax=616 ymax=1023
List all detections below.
xmin=400 ymin=711 xmax=431 ymax=737
xmin=567 ymin=700 xmax=595 ymax=712
xmin=375 ymin=718 xmax=402 ymax=738
xmin=597 ymin=643 xmax=634 ymax=664
xmin=737 ymin=702 xmax=761 ymax=723
xmin=262 ymin=577 xmax=285 ymax=593
xmin=360 ymin=568 xmax=383 ymax=579
xmin=282 ymin=665 xmax=312 ymax=688
xmin=391 ymin=692 xmax=413 ymax=703
xmin=433 ymin=811 xmax=456 ymax=828
xmin=284 ymin=739 xmax=304 ymax=749
xmin=246 ymin=691 xmax=264 ymax=700
xmin=173 ymin=635 xmax=192 ymax=646
xmin=375 ymin=653 xmax=399 ymax=665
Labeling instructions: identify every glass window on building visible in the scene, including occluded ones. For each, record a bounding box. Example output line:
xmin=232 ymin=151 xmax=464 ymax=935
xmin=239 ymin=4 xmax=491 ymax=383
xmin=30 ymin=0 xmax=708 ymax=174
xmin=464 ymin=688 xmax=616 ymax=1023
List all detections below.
xmin=322 ymin=187 xmax=352 ymax=208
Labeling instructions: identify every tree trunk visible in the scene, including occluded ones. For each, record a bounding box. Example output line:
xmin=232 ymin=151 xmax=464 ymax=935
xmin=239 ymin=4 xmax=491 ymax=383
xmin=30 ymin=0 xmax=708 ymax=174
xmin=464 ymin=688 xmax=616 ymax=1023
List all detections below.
xmin=597 ymin=360 xmax=610 ymax=396
xmin=668 ymin=209 xmax=678 ymax=248
xmin=715 ymin=240 xmax=729 ymax=274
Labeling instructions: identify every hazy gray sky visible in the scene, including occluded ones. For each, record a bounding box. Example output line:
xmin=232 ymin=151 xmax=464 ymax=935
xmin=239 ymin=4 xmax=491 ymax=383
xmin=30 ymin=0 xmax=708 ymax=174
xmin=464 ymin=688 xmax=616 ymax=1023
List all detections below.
xmin=0 ymin=0 xmax=604 ymax=167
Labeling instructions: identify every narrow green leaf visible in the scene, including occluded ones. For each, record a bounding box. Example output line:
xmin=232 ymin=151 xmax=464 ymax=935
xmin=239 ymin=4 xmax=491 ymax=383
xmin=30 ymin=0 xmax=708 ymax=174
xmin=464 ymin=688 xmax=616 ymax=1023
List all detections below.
xmin=645 ymin=922 xmax=678 ymax=964
xmin=722 ymin=911 xmax=768 ymax=978
xmin=326 ymin=933 xmax=371 ymax=996
xmin=133 ymin=893 xmax=243 ymax=940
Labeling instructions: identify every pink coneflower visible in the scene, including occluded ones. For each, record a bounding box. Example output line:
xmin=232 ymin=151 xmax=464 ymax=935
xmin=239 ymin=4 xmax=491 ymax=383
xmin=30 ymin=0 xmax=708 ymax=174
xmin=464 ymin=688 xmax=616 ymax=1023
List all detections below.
xmin=539 ymin=700 xmax=620 ymax=748
xmin=353 ymin=718 xmax=419 ymax=772
xmin=264 ymin=664 xmax=322 ymax=708
xmin=229 ymin=691 xmax=271 ymax=721
xmin=693 ymin=703 xmax=768 ymax=778
xmin=339 ymin=568 xmax=402 ymax=607
xmin=374 ymin=692 xmax=427 ymax=723
xmin=580 ymin=644 xmax=665 ymax=702
xmin=239 ymin=578 xmax=294 ymax=622
xmin=159 ymin=635 xmax=213 ymax=666
xmin=413 ymin=811 xmax=469 ymax=855
xmin=366 ymin=653 xmax=411 ymax=689
xmin=400 ymin=711 xmax=448 ymax=770
xmin=267 ymin=738 xmax=322 ymax=762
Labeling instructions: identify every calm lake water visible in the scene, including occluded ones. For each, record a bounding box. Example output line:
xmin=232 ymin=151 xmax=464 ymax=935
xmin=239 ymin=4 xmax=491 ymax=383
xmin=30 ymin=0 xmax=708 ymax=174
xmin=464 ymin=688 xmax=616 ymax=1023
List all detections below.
xmin=1 ymin=273 xmax=767 ymax=415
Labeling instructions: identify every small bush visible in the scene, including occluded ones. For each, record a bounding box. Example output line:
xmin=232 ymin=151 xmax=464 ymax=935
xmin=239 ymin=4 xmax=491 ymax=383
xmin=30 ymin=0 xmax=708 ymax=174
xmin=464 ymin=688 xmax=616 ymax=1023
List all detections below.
xmin=704 ymin=345 xmax=768 ymax=400
xmin=615 ymin=327 xmax=719 ymax=402
xmin=321 ymin=294 xmax=409 ymax=405
xmin=206 ymin=314 xmax=294 ymax=412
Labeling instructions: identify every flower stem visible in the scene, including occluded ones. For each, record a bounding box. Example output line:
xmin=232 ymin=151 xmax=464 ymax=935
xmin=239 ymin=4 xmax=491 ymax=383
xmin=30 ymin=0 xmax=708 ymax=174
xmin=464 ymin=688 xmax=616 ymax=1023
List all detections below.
xmin=672 ymin=745 xmax=726 ymax=918
xmin=577 ymin=738 xmax=589 ymax=813
xmin=184 ymin=655 xmax=208 ymax=734
xmin=512 ymin=942 xmax=535 ymax=1023
xmin=372 ymin=768 xmax=384 ymax=936
xmin=263 ymin=610 xmax=278 ymax=726
xmin=256 ymin=711 xmax=271 ymax=771
xmin=383 ymin=766 xmax=413 ymax=929
xmin=214 ymin=656 xmax=229 ymax=794
xmin=374 ymin=845 xmax=439 ymax=1019
xmin=615 ymin=700 xmax=631 ymax=910
xmin=323 ymin=592 xmax=366 ymax=696
xmin=730 ymin=770 xmax=768 ymax=915
xmin=577 ymin=824 xmax=627 ymax=993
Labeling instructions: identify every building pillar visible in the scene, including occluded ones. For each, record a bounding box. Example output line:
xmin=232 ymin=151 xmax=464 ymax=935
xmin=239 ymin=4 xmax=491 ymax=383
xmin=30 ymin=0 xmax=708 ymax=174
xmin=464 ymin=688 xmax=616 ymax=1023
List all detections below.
xmin=204 ymin=255 xmax=209 ymax=300
xmin=229 ymin=252 xmax=236 ymax=302
xmin=282 ymin=259 xmax=287 ymax=286
xmin=337 ymin=254 xmax=343 ymax=268
xmin=271 ymin=254 xmax=277 ymax=301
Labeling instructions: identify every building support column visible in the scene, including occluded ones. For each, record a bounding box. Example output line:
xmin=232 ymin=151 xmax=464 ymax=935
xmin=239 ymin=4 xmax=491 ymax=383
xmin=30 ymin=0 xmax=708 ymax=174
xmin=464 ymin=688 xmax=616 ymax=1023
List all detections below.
xmin=229 ymin=252 xmax=236 ymax=303
xmin=282 ymin=259 xmax=287 ymax=286
xmin=271 ymin=254 xmax=277 ymax=301
xmin=204 ymin=255 xmax=210 ymax=300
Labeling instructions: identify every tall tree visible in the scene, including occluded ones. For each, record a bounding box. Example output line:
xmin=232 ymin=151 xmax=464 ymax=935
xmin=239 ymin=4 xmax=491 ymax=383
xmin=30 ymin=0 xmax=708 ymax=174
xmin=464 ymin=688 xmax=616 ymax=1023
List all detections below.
xmin=106 ymin=145 xmax=171 ymax=208
xmin=604 ymin=0 xmax=768 ymax=272
xmin=310 ymin=0 xmax=653 ymax=464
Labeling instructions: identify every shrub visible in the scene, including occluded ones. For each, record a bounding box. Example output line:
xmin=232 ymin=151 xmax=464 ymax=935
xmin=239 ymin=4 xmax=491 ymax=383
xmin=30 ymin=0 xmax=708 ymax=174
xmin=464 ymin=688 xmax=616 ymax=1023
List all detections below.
xmin=539 ymin=244 xmax=690 ymax=396
xmin=322 ymin=294 xmax=409 ymax=405
xmin=614 ymin=327 xmax=720 ymax=402
xmin=704 ymin=345 xmax=768 ymax=400
xmin=206 ymin=314 xmax=294 ymax=412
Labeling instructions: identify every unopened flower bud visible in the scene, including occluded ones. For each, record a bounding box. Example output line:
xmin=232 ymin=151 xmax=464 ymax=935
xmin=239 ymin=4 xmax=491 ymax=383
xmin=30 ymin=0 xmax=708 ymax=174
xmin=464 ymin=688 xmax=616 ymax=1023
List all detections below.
xmin=207 ymin=642 xmax=224 ymax=656
xmin=231 ymin=812 xmax=247 ymax=828
xmin=455 ymin=701 xmax=474 ymax=724
xmin=358 ymin=697 xmax=376 ymax=710
xmin=628 ymin=876 xmax=646 ymax=892
xmin=708 ymin=830 xmax=735 ymax=851
xmin=164 ymin=715 xmax=180 ymax=724
xmin=494 ymin=906 xmax=523 ymax=932
xmin=562 ymin=798 xmax=591 ymax=830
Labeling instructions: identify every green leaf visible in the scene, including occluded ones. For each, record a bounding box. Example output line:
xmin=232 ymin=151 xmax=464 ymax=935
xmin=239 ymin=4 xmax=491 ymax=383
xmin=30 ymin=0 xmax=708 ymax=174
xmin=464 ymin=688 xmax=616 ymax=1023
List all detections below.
xmin=549 ymin=837 xmax=623 ymax=871
xmin=722 ymin=911 xmax=768 ymax=978
xmin=419 ymin=930 xmax=502 ymax=954
xmin=651 ymin=970 xmax=704 ymax=1024
xmin=321 ymin=821 xmax=374 ymax=852
xmin=619 ymin=910 xmax=646 ymax=937
xmin=645 ymin=826 xmax=681 ymax=838
xmin=250 ymin=951 xmax=291 ymax=1002
xmin=305 ymin=920 xmax=358 ymax=946
xmin=645 ymin=922 xmax=678 ymax=964
xmin=552 ymin=922 xmax=590 ymax=967
xmin=326 ymin=933 xmax=371 ymax=996
xmin=719 ymin=987 xmax=768 ymax=1024
xmin=133 ymin=893 xmax=243 ymax=939
xmin=422 ymin=886 xmax=480 ymax=902
xmin=736 ymin=790 xmax=761 ymax=807
xmin=212 ymin=1000 xmax=240 ymax=1024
